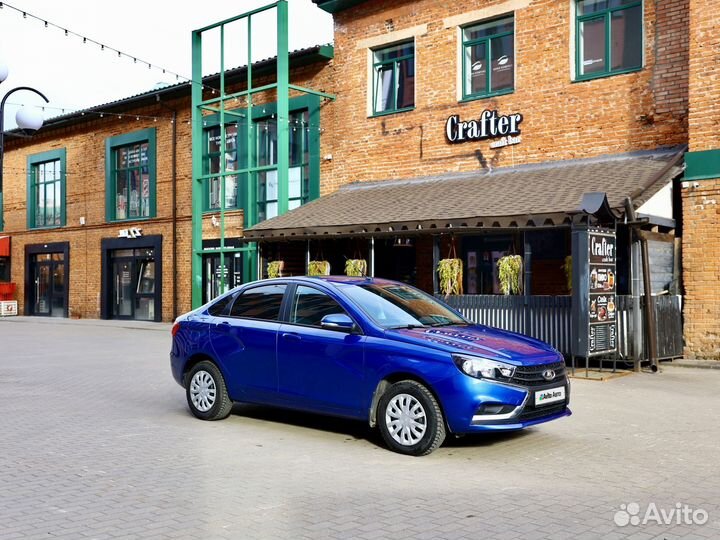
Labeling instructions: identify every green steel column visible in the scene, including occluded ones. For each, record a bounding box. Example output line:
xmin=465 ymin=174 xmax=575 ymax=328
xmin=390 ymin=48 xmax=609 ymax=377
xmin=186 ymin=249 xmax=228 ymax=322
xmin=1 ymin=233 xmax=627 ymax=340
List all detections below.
xmin=191 ymin=30 xmax=204 ymax=308
xmin=276 ymin=0 xmax=289 ymax=216
xmin=244 ymin=14 xmax=258 ymax=282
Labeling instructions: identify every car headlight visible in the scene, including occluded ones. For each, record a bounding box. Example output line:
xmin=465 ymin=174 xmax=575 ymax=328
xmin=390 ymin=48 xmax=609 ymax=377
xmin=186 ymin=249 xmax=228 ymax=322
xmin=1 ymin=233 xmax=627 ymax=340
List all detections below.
xmin=452 ymin=354 xmax=516 ymax=380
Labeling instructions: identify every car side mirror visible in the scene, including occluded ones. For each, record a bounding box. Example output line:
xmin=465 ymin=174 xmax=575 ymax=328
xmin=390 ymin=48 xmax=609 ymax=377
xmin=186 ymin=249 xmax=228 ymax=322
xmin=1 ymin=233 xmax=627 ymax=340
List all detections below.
xmin=320 ymin=313 xmax=355 ymax=333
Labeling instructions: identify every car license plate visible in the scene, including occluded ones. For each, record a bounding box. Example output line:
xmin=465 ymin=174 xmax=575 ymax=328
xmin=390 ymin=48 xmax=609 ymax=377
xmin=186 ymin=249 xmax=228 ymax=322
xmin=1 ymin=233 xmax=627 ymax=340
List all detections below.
xmin=535 ymin=386 xmax=565 ymax=407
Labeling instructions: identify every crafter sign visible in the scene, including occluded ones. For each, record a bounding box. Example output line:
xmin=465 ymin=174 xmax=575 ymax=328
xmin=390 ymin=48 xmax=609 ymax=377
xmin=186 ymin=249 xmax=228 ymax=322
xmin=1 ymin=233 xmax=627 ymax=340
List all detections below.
xmin=445 ymin=110 xmax=523 ymax=149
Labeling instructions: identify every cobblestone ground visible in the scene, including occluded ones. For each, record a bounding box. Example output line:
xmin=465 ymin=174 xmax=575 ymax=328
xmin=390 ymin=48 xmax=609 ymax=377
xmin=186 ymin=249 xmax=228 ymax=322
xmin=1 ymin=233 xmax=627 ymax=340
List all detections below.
xmin=1 ymin=317 xmax=718 ymax=540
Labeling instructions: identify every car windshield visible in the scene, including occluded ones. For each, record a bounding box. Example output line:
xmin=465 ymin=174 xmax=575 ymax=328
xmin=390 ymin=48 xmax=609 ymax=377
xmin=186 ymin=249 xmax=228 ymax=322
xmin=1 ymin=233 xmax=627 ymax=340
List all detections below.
xmin=340 ymin=282 xmax=468 ymax=329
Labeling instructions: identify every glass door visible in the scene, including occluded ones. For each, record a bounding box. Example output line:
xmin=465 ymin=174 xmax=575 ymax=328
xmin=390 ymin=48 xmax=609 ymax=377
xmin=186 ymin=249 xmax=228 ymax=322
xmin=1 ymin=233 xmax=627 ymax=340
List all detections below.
xmin=203 ymin=252 xmax=242 ymax=304
xmin=31 ymin=253 xmax=66 ymax=317
xmin=112 ymin=258 xmax=134 ymax=319
xmin=34 ymin=261 xmax=52 ymax=315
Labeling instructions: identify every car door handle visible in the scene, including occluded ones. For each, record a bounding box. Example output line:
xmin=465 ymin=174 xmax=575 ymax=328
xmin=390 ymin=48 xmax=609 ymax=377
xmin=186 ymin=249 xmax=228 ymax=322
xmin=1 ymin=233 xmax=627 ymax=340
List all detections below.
xmin=215 ymin=321 xmax=232 ymax=332
xmin=281 ymin=332 xmax=301 ymax=341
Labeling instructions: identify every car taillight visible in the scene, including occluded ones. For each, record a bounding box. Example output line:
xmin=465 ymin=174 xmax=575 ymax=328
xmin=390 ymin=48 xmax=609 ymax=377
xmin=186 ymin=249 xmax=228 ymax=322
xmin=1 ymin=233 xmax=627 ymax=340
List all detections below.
xmin=171 ymin=322 xmax=181 ymax=337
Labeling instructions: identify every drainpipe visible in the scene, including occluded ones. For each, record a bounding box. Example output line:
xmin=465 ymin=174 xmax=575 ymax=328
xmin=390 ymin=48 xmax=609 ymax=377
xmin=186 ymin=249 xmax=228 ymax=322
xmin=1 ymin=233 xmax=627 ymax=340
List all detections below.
xmin=157 ymin=95 xmax=178 ymax=320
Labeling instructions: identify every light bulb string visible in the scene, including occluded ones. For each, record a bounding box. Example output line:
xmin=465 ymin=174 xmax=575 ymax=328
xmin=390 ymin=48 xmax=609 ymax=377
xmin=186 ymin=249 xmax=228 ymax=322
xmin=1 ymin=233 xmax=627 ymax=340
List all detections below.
xmin=0 ymin=1 xmax=221 ymax=94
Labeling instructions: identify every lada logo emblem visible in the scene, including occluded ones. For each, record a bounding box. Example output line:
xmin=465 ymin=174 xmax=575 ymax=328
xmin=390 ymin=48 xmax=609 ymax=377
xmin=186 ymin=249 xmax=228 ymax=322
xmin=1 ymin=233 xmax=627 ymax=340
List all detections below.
xmin=542 ymin=369 xmax=556 ymax=381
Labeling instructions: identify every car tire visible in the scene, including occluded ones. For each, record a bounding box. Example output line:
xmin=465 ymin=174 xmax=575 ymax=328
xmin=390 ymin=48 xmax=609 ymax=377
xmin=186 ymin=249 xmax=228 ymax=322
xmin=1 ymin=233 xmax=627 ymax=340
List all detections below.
xmin=377 ymin=380 xmax=446 ymax=456
xmin=186 ymin=361 xmax=233 ymax=421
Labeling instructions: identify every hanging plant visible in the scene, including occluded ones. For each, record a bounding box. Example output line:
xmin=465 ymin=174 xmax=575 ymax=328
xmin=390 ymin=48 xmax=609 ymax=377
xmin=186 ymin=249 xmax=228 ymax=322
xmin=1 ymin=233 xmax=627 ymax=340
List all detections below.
xmin=267 ymin=260 xmax=284 ymax=279
xmin=437 ymin=258 xmax=463 ymax=297
xmin=307 ymin=260 xmax=331 ymax=276
xmin=563 ymin=255 xmax=572 ymax=293
xmin=497 ymin=255 xmax=523 ymax=295
xmin=345 ymin=259 xmax=367 ymax=277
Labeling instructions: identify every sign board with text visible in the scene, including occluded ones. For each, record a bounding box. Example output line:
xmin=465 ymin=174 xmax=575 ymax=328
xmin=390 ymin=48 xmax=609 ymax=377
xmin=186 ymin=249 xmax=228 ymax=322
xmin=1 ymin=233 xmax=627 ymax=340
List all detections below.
xmin=571 ymin=226 xmax=618 ymax=357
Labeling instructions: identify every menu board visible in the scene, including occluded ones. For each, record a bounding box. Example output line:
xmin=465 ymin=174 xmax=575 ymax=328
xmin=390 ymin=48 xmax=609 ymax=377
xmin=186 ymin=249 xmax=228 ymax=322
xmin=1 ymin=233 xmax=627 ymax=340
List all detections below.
xmin=588 ymin=229 xmax=617 ymax=354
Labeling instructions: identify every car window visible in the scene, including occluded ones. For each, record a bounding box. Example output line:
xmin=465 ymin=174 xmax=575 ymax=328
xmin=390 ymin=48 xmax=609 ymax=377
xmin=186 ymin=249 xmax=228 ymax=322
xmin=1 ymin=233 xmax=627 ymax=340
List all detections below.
xmin=207 ymin=293 xmax=235 ymax=316
xmin=229 ymin=284 xmax=286 ymax=321
xmin=290 ymin=285 xmax=349 ymax=327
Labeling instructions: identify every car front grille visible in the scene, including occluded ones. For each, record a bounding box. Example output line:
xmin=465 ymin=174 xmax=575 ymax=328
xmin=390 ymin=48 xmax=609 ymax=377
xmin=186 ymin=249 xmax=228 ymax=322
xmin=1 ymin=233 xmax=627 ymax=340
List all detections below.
xmin=517 ymin=403 xmax=568 ymax=422
xmin=510 ymin=361 xmax=567 ymax=387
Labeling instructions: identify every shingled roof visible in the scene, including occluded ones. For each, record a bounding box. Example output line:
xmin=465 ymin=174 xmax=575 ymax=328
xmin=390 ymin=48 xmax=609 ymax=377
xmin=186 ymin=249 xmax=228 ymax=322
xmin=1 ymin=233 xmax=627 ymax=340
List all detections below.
xmin=246 ymin=147 xmax=685 ymax=240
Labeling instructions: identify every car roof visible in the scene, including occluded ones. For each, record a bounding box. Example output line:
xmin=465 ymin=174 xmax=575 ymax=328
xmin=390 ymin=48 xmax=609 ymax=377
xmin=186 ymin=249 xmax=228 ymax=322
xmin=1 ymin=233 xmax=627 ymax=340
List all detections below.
xmin=254 ymin=275 xmax=400 ymax=287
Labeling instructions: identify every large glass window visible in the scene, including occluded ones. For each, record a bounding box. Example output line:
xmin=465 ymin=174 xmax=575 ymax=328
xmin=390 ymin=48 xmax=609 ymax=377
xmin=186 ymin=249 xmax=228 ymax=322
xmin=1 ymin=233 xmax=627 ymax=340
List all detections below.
xmin=229 ymin=284 xmax=286 ymax=321
xmin=290 ymin=285 xmax=349 ymax=327
xmin=27 ymin=149 xmax=66 ymax=229
xmin=576 ymin=0 xmax=642 ymax=79
xmin=463 ymin=16 xmax=515 ymax=99
xmin=105 ymin=129 xmax=156 ymax=222
xmin=256 ymin=110 xmax=310 ymax=222
xmin=204 ymin=124 xmax=241 ymax=211
xmin=372 ymin=41 xmax=415 ymax=115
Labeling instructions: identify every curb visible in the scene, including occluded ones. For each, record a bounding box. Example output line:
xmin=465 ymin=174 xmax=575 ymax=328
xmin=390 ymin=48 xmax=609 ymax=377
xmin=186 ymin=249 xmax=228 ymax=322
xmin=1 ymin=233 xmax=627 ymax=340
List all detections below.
xmin=0 ymin=316 xmax=171 ymax=332
xmin=661 ymin=360 xmax=720 ymax=370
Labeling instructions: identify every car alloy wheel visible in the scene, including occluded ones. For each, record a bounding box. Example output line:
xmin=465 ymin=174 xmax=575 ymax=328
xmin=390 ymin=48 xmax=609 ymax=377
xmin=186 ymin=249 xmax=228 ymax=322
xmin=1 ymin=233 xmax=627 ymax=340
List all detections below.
xmin=185 ymin=361 xmax=233 ymax=421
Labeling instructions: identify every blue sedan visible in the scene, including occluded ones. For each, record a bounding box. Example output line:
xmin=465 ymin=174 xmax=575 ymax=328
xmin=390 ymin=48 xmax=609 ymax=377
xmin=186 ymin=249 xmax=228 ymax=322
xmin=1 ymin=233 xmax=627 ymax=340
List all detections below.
xmin=171 ymin=276 xmax=570 ymax=456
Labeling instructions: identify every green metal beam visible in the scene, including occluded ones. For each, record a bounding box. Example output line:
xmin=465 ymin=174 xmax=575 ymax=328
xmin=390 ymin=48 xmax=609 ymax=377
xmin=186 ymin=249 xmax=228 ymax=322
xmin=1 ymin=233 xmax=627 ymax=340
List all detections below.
xmin=276 ymin=0 xmax=290 ymax=217
xmin=191 ymin=29 xmax=204 ymax=309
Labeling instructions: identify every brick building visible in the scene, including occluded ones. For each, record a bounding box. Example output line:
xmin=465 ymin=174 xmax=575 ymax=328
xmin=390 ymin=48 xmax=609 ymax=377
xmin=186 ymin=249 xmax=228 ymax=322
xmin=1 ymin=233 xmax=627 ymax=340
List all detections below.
xmin=1 ymin=0 xmax=718 ymax=359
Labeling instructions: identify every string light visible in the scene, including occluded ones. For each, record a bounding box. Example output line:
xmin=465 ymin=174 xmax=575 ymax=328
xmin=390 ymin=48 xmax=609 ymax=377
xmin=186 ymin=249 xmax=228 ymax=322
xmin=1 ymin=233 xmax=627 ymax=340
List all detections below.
xmin=0 ymin=2 xmax=221 ymax=95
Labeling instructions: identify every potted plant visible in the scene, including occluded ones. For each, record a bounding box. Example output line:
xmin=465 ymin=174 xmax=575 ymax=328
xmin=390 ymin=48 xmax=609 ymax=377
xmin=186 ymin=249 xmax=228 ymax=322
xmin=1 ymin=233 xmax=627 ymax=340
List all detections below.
xmin=345 ymin=259 xmax=367 ymax=277
xmin=437 ymin=258 xmax=463 ymax=297
xmin=497 ymin=255 xmax=523 ymax=295
xmin=307 ymin=260 xmax=331 ymax=276
xmin=267 ymin=260 xmax=284 ymax=279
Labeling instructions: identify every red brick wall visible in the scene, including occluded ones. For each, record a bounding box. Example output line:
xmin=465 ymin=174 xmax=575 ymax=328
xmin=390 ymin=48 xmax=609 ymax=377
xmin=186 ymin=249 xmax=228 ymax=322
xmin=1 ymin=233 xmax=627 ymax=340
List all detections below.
xmin=324 ymin=0 xmax=689 ymax=191
xmin=681 ymin=180 xmax=720 ymax=359
xmin=3 ymin=62 xmax=335 ymax=321
xmin=682 ymin=0 xmax=720 ymax=359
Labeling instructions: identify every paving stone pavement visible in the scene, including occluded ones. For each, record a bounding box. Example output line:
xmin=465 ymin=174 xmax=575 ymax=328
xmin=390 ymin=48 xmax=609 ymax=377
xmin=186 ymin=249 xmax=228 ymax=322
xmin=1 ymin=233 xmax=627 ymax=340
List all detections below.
xmin=1 ymin=317 xmax=719 ymax=540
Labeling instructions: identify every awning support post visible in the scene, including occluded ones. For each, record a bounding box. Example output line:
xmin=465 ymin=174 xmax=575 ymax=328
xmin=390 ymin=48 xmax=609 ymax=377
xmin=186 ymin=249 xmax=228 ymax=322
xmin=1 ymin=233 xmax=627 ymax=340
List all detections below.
xmin=369 ymin=237 xmax=375 ymax=277
xmin=432 ymin=235 xmax=440 ymax=295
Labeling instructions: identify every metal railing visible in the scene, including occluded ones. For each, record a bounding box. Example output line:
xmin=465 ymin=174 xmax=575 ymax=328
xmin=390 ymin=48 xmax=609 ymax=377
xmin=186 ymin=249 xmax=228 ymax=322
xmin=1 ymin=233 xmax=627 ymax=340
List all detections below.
xmin=441 ymin=294 xmax=683 ymax=361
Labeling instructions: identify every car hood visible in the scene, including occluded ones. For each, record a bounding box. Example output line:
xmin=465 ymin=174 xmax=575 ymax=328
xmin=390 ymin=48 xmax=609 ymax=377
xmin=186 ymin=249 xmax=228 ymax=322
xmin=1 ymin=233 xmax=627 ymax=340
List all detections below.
xmin=386 ymin=325 xmax=561 ymax=366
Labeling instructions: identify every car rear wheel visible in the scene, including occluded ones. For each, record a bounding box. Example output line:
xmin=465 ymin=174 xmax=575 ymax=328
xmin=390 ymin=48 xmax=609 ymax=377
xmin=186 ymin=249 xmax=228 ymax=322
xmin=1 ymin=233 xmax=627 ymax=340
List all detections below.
xmin=378 ymin=380 xmax=446 ymax=456
xmin=186 ymin=361 xmax=233 ymax=421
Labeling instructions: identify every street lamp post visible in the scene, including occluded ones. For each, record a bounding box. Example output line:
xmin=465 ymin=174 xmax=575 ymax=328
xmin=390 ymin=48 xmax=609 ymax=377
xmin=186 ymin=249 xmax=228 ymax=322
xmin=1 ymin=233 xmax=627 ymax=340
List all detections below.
xmin=0 ymin=62 xmax=50 ymax=230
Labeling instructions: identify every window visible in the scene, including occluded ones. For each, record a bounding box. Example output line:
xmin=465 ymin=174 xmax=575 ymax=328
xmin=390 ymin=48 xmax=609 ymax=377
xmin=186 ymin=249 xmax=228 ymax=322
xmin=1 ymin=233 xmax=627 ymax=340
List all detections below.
xmin=372 ymin=41 xmax=415 ymax=115
xmin=290 ymin=286 xmax=349 ymax=327
xmin=204 ymin=124 xmax=242 ymax=211
xmin=256 ymin=110 xmax=311 ymax=222
xmin=105 ymin=128 xmax=157 ymax=222
xmin=207 ymin=293 xmax=235 ymax=316
xmin=462 ymin=16 xmax=515 ymax=99
xmin=27 ymin=149 xmax=66 ymax=229
xmin=576 ymin=0 xmax=642 ymax=80
xmin=229 ymin=284 xmax=286 ymax=321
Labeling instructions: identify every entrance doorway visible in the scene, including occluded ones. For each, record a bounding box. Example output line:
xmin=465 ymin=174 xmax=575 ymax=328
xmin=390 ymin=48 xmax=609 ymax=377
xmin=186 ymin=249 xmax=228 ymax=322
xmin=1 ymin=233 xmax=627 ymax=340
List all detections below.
xmin=110 ymin=249 xmax=156 ymax=320
xmin=101 ymin=235 xmax=162 ymax=322
xmin=202 ymin=252 xmax=242 ymax=304
xmin=30 ymin=253 xmax=65 ymax=316
xmin=25 ymin=242 xmax=70 ymax=317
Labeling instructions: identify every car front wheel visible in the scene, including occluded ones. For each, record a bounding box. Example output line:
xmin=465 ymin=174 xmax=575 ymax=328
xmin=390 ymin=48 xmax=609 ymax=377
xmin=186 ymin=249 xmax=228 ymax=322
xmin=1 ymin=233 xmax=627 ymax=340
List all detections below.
xmin=186 ymin=361 xmax=233 ymax=421
xmin=378 ymin=380 xmax=446 ymax=456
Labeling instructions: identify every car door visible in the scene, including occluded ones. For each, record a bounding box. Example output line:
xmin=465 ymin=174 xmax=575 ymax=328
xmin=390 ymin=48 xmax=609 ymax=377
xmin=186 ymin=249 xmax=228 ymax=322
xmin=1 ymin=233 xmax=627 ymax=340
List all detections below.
xmin=209 ymin=283 xmax=287 ymax=402
xmin=277 ymin=284 xmax=365 ymax=416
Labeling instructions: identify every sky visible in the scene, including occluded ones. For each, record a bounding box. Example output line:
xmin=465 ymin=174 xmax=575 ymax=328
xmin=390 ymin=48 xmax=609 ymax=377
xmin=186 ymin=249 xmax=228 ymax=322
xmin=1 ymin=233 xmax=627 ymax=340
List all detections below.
xmin=0 ymin=0 xmax=334 ymax=129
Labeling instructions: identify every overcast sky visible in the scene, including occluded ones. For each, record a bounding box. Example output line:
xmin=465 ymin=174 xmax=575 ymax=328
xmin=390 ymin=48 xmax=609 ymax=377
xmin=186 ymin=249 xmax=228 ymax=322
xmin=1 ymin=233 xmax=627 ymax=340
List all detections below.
xmin=0 ymin=0 xmax=334 ymax=129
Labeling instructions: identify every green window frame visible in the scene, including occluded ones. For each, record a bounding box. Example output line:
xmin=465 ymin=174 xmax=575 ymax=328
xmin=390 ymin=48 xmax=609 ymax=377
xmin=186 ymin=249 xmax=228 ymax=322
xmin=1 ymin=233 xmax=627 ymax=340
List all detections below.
xmin=575 ymin=0 xmax=643 ymax=81
xmin=202 ymin=121 xmax=246 ymax=212
xmin=105 ymin=128 xmax=157 ymax=222
xmin=200 ymin=95 xmax=321 ymax=224
xmin=27 ymin=148 xmax=67 ymax=229
xmin=462 ymin=16 xmax=515 ymax=101
xmin=372 ymin=41 xmax=415 ymax=116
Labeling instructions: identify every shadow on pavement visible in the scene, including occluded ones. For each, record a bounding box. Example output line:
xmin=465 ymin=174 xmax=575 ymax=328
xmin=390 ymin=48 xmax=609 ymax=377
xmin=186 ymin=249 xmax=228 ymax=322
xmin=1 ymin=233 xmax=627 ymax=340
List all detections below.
xmin=229 ymin=403 xmax=532 ymax=451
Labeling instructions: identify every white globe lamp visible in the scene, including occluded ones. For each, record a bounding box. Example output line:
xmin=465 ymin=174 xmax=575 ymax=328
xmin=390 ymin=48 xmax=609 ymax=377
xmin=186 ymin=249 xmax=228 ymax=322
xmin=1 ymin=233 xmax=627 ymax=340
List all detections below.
xmin=15 ymin=106 xmax=44 ymax=134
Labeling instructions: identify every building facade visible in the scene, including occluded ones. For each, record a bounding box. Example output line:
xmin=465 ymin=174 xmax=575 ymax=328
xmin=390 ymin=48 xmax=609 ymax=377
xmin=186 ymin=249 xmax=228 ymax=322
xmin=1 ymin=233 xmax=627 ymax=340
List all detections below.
xmin=1 ymin=0 xmax=718 ymax=359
